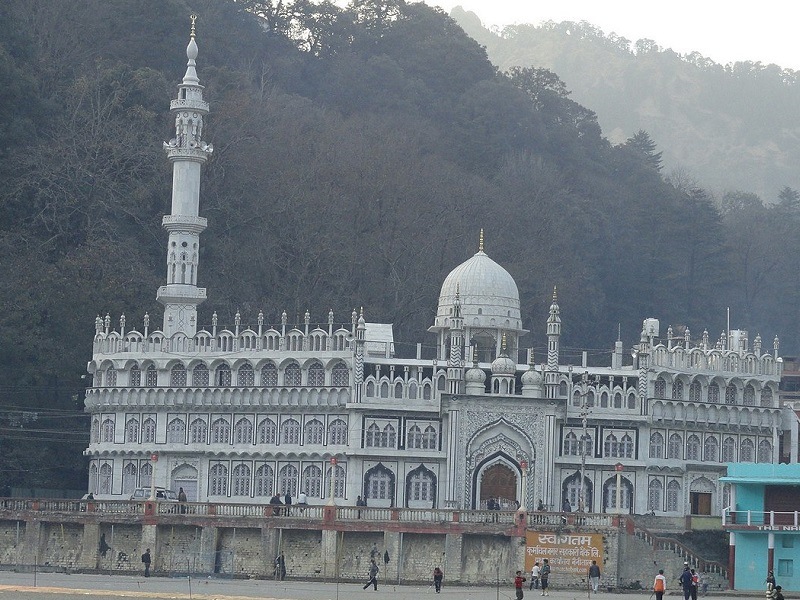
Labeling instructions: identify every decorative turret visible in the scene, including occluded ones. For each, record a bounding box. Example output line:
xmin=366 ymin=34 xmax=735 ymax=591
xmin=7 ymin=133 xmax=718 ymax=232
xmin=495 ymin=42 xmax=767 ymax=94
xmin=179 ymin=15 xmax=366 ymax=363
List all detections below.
xmin=157 ymin=15 xmax=213 ymax=337
xmin=465 ymin=345 xmax=486 ymax=395
xmin=491 ymin=333 xmax=516 ymax=395
xmin=521 ymin=349 xmax=544 ymax=397
xmin=354 ymin=308 xmax=366 ymax=402
xmin=545 ymin=286 xmax=561 ymax=400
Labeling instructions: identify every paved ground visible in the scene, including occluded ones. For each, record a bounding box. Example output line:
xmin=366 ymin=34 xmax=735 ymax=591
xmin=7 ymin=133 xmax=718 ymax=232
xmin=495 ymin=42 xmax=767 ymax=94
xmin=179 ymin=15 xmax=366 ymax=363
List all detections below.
xmin=0 ymin=572 xmax=753 ymax=600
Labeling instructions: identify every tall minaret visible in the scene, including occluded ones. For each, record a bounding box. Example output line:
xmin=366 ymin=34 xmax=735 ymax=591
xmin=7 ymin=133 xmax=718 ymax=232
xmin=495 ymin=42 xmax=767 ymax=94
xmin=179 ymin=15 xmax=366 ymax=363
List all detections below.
xmin=157 ymin=15 xmax=213 ymax=338
xmin=545 ymin=286 xmax=561 ymax=399
xmin=447 ymin=287 xmax=464 ymax=395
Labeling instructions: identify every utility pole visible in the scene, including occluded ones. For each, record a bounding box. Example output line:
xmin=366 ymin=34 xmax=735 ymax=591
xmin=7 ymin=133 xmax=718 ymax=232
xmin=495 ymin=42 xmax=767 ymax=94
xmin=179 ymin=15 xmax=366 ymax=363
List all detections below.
xmin=579 ymin=371 xmax=590 ymax=513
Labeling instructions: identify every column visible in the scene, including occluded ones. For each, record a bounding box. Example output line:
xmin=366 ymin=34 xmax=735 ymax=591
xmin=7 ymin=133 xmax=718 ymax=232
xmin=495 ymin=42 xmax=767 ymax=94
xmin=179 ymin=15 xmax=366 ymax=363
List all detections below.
xmin=444 ymin=533 xmax=463 ymax=581
xmin=383 ymin=531 xmax=401 ymax=583
xmin=321 ymin=529 xmax=339 ymax=580
xmin=79 ymin=522 xmax=101 ymax=570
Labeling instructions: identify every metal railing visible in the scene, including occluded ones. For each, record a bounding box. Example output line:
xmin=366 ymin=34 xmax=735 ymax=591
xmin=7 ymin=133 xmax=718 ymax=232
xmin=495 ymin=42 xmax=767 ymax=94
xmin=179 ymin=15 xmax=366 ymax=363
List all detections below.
xmin=722 ymin=508 xmax=800 ymax=527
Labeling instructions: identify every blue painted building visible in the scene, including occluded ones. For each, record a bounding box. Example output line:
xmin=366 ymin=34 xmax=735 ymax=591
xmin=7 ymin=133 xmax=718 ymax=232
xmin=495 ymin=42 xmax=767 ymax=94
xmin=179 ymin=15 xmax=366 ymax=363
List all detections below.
xmin=722 ymin=463 xmax=800 ymax=591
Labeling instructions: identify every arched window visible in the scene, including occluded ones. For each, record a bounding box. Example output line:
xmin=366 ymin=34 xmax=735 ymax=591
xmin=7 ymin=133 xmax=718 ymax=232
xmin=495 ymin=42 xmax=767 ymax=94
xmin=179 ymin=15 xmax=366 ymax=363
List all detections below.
xmin=613 ymin=392 xmax=622 ymax=408
xmin=332 ymin=363 xmax=349 ymax=386
xmin=648 ymin=479 xmax=663 ymax=512
xmin=88 ymin=463 xmax=98 ymax=494
xmin=707 ymin=383 xmax=719 ymax=403
xmin=145 ymin=365 xmax=158 ymax=387
xmin=281 ymin=418 xmax=300 ymax=445
xmin=725 ymin=384 xmax=737 ymax=405
xmin=254 ymin=464 xmax=274 ymax=497
xmin=327 ymin=464 xmax=346 ymax=498
xmin=142 ymin=418 xmax=156 ymax=443
xmin=211 ymin=418 xmax=231 ymax=444
xmin=600 ymin=392 xmax=609 ymax=407
xmin=209 ymin=463 xmax=228 ymax=496
xmin=365 ymin=464 xmax=394 ymax=501
xmin=328 ymin=419 xmax=348 ymax=445
xmin=722 ymin=483 xmax=731 ymax=508
xmin=649 ymin=432 xmax=664 ymax=459
xmin=760 ymin=388 xmax=773 ymax=407
xmin=757 ymin=440 xmax=772 ymax=463
xmin=279 ymin=464 xmax=299 ymax=496
xmin=232 ymin=464 xmax=250 ymax=496
xmin=130 ymin=364 xmax=141 ymax=387
xmin=620 ymin=434 xmax=634 ymax=458
xmin=722 ymin=437 xmax=736 ymax=462
xmin=689 ymin=381 xmax=701 ymax=402
xmin=366 ymin=423 xmax=381 ymax=447
xmin=106 ymin=367 xmax=117 ymax=387
xmin=99 ymin=463 xmax=112 ymax=495
xmin=627 ymin=393 xmax=636 ymax=409
xmin=603 ymin=476 xmax=632 ymax=511
xmin=423 ymin=425 xmax=437 ymax=449
xmin=190 ymin=418 xmax=207 ymax=444
xmin=563 ymin=432 xmax=579 ymax=456
xmin=395 ymin=381 xmax=404 ymax=399
xmin=308 ymin=363 xmax=325 ymax=386
xmin=192 ymin=363 xmax=209 ymax=386
xmin=261 ymin=363 xmax=278 ymax=386
xmin=704 ymin=436 xmax=718 ymax=462
xmin=122 ymin=462 xmax=137 ymax=495
xmin=408 ymin=467 xmax=435 ymax=502
xmin=234 ymin=418 xmax=253 ymax=445
xmin=668 ymin=433 xmax=682 ymax=459
xmin=238 ymin=362 xmax=254 ymax=387
xmin=743 ymin=385 xmax=755 ymax=406
xmin=140 ymin=462 xmax=152 ymax=488
xmin=125 ymin=418 xmax=139 ymax=443
xmin=572 ymin=391 xmax=581 ymax=407
xmin=604 ymin=433 xmax=618 ymax=458
xmin=666 ymin=480 xmax=681 ymax=512
xmin=101 ymin=418 xmax=115 ymax=442
xmin=216 ymin=364 xmax=232 ymax=387
xmin=384 ymin=424 xmax=396 ymax=448
xmin=408 ymin=425 xmax=423 ymax=449
xmin=170 ymin=363 xmax=187 ymax=386
xmin=740 ymin=439 xmax=754 ymax=462
xmin=304 ymin=419 xmax=324 ymax=445
xmin=302 ymin=465 xmax=323 ymax=497
xmin=686 ymin=434 xmax=701 ymax=460
xmin=167 ymin=418 xmax=185 ymax=443
xmin=258 ymin=418 xmax=277 ymax=444
xmin=671 ymin=381 xmax=683 ymax=400
xmin=284 ymin=363 xmax=301 ymax=386
xmin=654 ymin=378 xmax=666 ymax=399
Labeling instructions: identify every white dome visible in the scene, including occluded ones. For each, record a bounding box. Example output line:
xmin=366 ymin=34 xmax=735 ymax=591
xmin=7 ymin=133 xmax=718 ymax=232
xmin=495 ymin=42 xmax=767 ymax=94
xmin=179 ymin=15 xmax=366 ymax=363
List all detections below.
xmin=465 ymin=366 xmax=487 ymax=383
xmin=521 ymin=368 xmax=544 ymax=386
xmin=433 ymin=250 xmax=522 ymax=331
xmin=491 ymin=354 xmax=516 ymax=376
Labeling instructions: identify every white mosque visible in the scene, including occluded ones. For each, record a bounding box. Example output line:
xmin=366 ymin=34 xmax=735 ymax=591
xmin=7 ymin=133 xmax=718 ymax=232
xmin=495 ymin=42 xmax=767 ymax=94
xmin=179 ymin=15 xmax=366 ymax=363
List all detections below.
xmin=83 ymin=21 xmax=796 ymax=517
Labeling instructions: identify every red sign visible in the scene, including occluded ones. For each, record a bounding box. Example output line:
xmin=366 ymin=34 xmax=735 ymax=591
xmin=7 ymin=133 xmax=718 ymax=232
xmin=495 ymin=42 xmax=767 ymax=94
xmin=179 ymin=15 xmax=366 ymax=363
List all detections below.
xmin=520 ymin=461 xmax=528 ymax=470
xmin=151 ymin=454 xmax=159 ymax=462
xmin=615 ymin=463 xmax=624 ymax=471
xmin=329 ymin=457 xmax=337 ymax=466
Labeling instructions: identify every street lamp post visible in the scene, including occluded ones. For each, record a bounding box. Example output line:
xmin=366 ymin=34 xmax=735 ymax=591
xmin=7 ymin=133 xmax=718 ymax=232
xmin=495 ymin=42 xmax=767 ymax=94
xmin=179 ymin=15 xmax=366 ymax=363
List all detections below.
xmin=327 ymin=457 xmax=337 ymax=506
xmin=579 ymin=371 xmax=589 ymax=513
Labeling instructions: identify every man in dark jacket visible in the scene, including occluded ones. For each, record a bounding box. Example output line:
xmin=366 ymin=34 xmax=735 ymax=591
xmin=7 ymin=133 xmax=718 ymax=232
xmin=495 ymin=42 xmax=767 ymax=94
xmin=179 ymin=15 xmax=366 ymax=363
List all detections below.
xmin=679 ymin=565 xmax=693 ymax=600
xmin=141 ymin=548 xmax=151 ymax=577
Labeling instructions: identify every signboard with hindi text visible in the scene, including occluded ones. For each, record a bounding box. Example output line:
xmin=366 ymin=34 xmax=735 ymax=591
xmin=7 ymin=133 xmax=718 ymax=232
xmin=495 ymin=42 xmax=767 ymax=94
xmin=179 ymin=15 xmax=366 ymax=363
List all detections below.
xmin=525 ymin=532 xmax=604 ymax=575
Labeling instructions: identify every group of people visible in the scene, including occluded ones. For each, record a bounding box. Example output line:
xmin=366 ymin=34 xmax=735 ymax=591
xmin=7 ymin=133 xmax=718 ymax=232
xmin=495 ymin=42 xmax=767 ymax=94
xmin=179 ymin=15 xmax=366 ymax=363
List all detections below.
xmin=525 ymin=559 xmax=553 ymax=596
xmin=655 ymin=562 xmax=705 ymax=600
xmin=268 ymin=491 xmax=309 ymax=515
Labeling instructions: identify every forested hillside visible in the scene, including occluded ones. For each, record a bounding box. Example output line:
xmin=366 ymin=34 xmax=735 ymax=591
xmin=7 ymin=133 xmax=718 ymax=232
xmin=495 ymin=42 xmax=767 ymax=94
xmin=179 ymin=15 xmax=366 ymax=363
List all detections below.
xmin=451 ymin=7 xmax=800 ymax=201
xmin=1 ymin=0 xmax=798 ymax=491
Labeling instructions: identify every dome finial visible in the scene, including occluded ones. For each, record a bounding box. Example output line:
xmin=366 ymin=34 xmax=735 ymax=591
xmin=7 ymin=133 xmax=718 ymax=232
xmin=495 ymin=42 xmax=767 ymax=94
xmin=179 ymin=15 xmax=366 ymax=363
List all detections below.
xmin=552 ymin=286 xmax=558 ymax=303
xmin=190 ymin=13 xmax=197 ymax=39
xmin=479 ymin=229 xmax=484 ymax=253
xmin=501 ymin=332 xmax=507 ymax=355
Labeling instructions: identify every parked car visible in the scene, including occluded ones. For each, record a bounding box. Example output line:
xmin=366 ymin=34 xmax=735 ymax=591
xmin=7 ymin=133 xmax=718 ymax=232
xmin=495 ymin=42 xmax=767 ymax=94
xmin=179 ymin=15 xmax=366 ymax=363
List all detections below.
xmin=130 ymin=487 xmax=178 ymax=501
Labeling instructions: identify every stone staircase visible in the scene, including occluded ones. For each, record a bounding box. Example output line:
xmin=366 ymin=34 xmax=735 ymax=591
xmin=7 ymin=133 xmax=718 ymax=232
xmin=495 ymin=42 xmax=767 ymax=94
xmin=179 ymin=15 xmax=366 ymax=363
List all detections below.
xmin=623 ymin=518 xmax=728 ymax=591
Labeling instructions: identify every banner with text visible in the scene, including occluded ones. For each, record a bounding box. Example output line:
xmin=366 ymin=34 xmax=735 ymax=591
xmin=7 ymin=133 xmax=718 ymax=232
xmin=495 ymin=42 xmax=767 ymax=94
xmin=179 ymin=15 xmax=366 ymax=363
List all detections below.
xmin=525 ymin=532 xmax=604 ymax=575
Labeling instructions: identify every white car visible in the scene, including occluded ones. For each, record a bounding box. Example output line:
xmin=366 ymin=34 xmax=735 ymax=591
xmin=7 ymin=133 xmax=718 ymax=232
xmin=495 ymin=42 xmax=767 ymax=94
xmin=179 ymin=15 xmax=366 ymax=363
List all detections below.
xmin=130 ymin=487 xmax=179 ymax=501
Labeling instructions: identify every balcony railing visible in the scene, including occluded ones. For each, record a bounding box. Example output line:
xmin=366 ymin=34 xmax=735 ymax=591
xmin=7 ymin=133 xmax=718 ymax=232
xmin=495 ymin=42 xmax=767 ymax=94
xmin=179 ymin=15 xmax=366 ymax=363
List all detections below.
xmin=723 ymin=508 xmax=800 ymax=527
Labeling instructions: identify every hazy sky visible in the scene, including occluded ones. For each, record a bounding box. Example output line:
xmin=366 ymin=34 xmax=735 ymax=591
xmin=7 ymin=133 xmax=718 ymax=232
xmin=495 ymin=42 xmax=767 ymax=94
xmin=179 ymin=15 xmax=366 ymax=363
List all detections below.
xmin=423 ymin=0 xmax=800 ymax=70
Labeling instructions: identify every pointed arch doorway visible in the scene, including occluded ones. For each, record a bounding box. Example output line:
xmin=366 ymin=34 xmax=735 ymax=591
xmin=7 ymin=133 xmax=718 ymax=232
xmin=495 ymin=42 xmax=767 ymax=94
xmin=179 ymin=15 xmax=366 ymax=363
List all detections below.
xmin=479 ymin=462 xmax=517 ymax=509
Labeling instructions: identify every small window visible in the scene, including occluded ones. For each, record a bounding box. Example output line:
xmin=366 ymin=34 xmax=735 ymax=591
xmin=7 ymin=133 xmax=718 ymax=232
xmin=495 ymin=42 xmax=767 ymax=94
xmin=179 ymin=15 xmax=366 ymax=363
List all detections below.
xmin=782 ymin=537 xmax=794 ymax=548
xmin=777 ymin=559 xmax=793 ymax=578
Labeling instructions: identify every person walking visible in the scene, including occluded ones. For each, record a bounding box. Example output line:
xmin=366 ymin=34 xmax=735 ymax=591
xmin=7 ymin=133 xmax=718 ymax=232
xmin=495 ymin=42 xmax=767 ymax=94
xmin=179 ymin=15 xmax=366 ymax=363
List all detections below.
xmin=653 ymin=569 xmax=666 ymax=600
xmin=588 ymin=560 xmax=601 ymax=593
xmin=141 ymin=548 xmax=151 ymax=577
xmin=679 ymin=565 xmax=693 ymax=600
xmin=514 ymin=570 xmax=527 ymax=600
xmin=690 ymin=569 xmax=699 ymax=600
xmin=433 ymin=566 xmax=444 ymax=593
xmin=530 ymin=561 xmax=540 ymax=590
xmin=540 ymin=559 xmax=551 ymax=596
xmin=363 ymin=559 xmax=379 ymax=590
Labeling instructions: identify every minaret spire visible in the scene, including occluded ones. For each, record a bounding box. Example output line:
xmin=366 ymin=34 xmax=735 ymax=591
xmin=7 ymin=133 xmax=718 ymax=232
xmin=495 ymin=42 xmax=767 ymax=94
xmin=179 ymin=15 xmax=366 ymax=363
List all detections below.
xmin=479 ymin=229 xmax=485 ymax=253
xmin=545 ymin=286 xmax=562 ymax=399
xmin=157 ymin=15 xmax=213 ymax=337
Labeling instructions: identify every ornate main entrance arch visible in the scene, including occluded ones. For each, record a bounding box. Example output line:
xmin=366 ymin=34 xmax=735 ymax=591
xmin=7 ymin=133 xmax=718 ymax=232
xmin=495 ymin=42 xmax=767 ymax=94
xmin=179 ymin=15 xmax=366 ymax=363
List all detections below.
xmin=480 ymin=462 xmax=516 ymax=508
